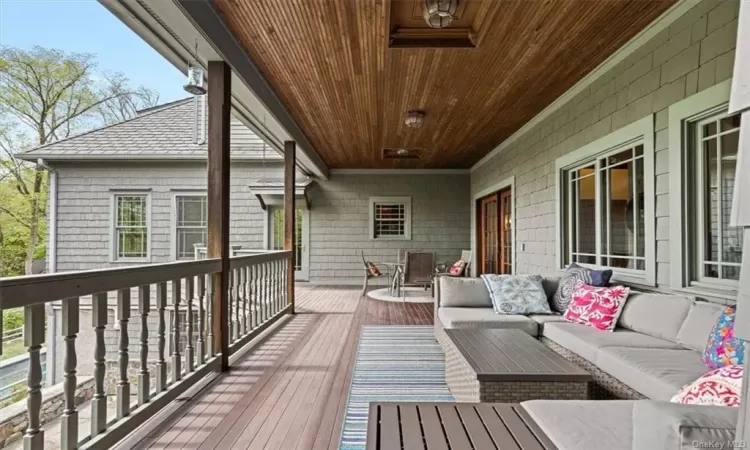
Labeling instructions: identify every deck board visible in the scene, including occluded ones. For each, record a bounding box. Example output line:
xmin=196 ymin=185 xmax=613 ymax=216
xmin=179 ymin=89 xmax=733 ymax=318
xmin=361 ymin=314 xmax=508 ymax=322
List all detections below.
xmin=125 ymin=285 xmax=433 ymax=449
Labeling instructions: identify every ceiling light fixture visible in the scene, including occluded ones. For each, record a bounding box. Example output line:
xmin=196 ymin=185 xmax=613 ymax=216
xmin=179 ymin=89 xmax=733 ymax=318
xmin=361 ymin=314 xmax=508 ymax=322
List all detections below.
xmin=405 ymin=110 xmax=426 ymax=129
xmin=184 ymin=41 xmax=207 ymax=96
xmin=423 ymin=0 xmax=458 ymax=29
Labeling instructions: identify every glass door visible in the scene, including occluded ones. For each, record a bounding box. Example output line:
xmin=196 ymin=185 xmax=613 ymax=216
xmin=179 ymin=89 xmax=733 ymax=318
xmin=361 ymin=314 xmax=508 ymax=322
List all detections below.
xmin=479 ymin=194 xmax=499 ymax=274
xmin=269 ymin=207 xmax=309 ymax=280
xmin=500 ymin=189 xmax=513 ymax=274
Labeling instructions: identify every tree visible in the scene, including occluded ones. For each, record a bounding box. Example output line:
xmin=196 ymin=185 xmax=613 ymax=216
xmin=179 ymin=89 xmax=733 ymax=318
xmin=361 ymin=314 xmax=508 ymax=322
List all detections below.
xmin=0 ymin=46 xmax=159 ymax=275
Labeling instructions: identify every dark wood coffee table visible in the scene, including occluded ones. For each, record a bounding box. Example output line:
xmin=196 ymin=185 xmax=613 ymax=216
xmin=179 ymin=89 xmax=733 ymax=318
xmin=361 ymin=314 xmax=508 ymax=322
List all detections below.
xmin=366 ymin=402 xmax=557 ymax=450
xmin=444 ymin=329 xmax=592 ymax=402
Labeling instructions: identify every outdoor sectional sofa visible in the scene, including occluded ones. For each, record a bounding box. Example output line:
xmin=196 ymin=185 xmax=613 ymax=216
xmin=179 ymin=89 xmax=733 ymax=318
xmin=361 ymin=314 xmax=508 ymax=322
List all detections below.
xmin=434 ymin=275 xmax=726 ymax=400
xmin=432 ymin=276 xmax=739 ymax=449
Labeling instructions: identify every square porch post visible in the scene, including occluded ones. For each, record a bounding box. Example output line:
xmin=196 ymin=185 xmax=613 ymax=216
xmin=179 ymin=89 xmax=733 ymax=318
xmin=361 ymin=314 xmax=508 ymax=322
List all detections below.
xmin=284 ymin=141 xmax=296 ymax=314
xmin=207 ymin=60 xmax=231 ymax=372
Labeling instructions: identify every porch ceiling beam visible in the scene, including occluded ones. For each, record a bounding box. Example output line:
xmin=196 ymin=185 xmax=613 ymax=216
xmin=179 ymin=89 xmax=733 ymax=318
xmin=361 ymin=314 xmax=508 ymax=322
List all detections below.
xmin=207 ymin=60 xmax=231 ymax=372
xmin=175 ymin=0 xmax=329 ymax=180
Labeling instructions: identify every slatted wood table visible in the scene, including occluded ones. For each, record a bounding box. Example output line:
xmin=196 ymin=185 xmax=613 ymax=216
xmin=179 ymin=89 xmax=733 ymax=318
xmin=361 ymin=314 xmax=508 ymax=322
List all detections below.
xmin=444 ymin=329 xmax=592 ymax=402
xmin=366 ymin=402 xmax=557 ymax=450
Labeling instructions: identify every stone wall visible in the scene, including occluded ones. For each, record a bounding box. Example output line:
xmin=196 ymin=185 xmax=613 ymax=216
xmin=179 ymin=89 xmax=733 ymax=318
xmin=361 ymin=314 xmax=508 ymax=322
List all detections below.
xmin=0 ymin=377 xmax=94 ymax=448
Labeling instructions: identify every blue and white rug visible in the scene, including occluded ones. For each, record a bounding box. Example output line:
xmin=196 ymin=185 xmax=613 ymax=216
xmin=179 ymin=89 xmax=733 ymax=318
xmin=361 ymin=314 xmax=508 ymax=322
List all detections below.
xmin=339 ymin=325 xmax=454 ymax=450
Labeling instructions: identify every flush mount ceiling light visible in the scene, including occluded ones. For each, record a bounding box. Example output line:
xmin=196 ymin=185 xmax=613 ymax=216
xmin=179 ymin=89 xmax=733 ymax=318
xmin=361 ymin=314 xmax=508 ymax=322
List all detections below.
xmin=405 ymin=110 xmax=426 ymax=129
xmin=423 ymin=0 xmax=458 ymax=29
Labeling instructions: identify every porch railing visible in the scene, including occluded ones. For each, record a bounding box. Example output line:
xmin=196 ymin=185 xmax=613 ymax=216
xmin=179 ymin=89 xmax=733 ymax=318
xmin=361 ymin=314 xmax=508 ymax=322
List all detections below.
xmin=0 ymin=250 xmax=292 ymax=450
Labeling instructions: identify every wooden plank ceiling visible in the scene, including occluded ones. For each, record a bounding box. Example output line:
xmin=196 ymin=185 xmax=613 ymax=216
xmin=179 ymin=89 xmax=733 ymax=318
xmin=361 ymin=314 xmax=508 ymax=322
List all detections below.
xmin=214 ymin=0 xmax=677 ymax=169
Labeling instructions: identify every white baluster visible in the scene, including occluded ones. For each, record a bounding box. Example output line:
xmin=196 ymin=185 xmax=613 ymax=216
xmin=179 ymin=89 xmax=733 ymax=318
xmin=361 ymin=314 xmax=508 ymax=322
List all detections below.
xmin=116 ymin=288 xmax=131 ymax=419
xmin=207 ymin=275 xmax=215 ymax=359
xmin=61 ymin=297 xmax=79 ymax=450
xmin=234 ymin=268 xmax=240 ymax=340
xmin=251 ymin=264 xmax=257 ymax=329
xmin=138 ymin=285 xmax=150 ymax=405
xmin=155 ymin=282 xmax=167 ymax=392
xmin=23 ymin=303 xmax=45 ymax=450
xmin=171 ymin=279 xmax=182 ymax=383
xmin=227 ymin=270 xmax=234 ymax=343
xmin=185 ymin=277 xmax=195 ymax=373
xmin=197 ymin=274 xmax=206 ymax=365
xmin=91 ymin=292 xmax=108 ymax=436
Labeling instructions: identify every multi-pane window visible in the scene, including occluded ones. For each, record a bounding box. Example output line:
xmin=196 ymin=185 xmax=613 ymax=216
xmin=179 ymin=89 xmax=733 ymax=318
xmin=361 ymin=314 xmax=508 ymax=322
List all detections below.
xmin=114 ymin=195 xmax=148 ymax=259
xmin=269 ymin=207 xmax=303 ymax=271
xmin=563 ymin=142 xmax=646 ymax=272
xmin=176 ymin=195 xmax=207 ymax=259
xmin=369 ymin=197 xmax=411 ymax=240
xmin=693 ymin=112 xmax=742 ymax=282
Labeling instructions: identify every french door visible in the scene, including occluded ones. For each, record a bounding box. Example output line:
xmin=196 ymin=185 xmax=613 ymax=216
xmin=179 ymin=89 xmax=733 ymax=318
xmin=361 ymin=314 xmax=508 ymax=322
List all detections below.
xmin=477 ymin=188 xmax=512 ymax=275
xmin=269 ymin=207 xmax=309 ymax=280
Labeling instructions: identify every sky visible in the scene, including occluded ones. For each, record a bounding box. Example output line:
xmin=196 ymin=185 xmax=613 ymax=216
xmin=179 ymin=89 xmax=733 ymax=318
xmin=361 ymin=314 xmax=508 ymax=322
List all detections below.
xmin=0 ymin=0 xmax=188 ymax=105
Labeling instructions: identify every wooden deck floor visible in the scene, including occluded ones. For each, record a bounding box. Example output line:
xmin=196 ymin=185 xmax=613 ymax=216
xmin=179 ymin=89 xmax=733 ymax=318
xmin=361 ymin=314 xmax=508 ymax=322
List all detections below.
xmin=128 ymin=285 xmax=433 ymax=449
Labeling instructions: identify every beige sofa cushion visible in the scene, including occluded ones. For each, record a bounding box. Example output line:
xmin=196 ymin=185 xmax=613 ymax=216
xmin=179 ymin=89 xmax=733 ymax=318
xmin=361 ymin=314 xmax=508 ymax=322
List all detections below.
xmin=542 ymin=322 xmax=683 ymax=363
xmin=438 ymin=277 xmax=492 ymax=308
xmin=438 ymin=307 xmax=538 ymax=336
xmin=632 ymin=401 xmax=737 ymax=449
xmin=522 ymin=400 xmax=633 ymax=450
xmin=528 ymin=314 xmax=566 ymax=334
xmin=597 ymin=347 xmax=708 ymax=400
xmin=677 ymin=301 xmax=726 ymax=352
xmin=617 ymin=292 xmax=692 ymax=343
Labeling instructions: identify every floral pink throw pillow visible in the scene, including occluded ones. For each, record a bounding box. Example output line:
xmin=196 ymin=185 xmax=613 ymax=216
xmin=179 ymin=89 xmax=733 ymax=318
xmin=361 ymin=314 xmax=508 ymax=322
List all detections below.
xmin=671 ymin=365 xmax=743 ymax=407
xmin=562 ymin=281 xmax=630 ymax=331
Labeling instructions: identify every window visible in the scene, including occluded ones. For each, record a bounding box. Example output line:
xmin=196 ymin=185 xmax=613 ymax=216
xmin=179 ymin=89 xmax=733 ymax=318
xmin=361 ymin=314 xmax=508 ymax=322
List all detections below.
xmin=369 ymin=197 xmax=412 ymax=240
xmin=669 ymin=80 xmax=742 ymax=297
xmin=692 ymin=112 xmax=742 ymax=283
xmin=557 ymin=116 xmax=655 ymax=285
xmin=175 ymin=195 xmax=208 ymax=259
xmin=113 ymin=194 xmax=149 ymax=260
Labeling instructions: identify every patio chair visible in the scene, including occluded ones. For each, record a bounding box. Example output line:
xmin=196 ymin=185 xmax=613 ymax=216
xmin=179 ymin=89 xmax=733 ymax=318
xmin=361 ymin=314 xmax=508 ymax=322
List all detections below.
xmin=361 ymin=251 xmax=391 ymax=297
xmin=396 ymin=251 xmax=436 ymax=301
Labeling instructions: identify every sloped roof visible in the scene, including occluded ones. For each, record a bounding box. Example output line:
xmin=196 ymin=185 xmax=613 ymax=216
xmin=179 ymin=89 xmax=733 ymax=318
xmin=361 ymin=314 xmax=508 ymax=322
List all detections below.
xmin=16 ymin=98 xmax=281 ymax=162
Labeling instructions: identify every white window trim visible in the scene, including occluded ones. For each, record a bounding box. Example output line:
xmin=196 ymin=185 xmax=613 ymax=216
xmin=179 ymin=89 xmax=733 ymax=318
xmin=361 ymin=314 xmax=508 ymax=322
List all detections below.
xmin=668 ymin=79 xmax=738 ymax=299
xmin=171 ymin=191 xmax=208 ymax=261
xmin=368 ymin=196 xmax=412 ymax=240
xmin=555 ymin=115 xmax=656 ymax=286
xmin=110 ymin=190 xmax=152 ymax=263
xmin=470 ymin=176 xmax=516 ymax=276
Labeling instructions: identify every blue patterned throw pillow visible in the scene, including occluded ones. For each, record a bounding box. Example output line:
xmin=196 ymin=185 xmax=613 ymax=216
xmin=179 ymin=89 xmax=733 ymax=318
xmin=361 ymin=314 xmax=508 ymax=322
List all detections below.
xmin=552 ymin=263 xmax=613 ymax=313
xmin=480 ymin=274 xmax=552 ymax=315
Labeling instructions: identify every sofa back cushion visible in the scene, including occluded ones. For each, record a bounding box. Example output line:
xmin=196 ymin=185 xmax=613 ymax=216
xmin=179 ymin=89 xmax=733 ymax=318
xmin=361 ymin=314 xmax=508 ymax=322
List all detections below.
xmin=677 ymin=302 xmax=726 ymax=352
xmin=438 ymin=276 xmax=492 ymax=308
xmin=617 ymin=292 xmax=692 ymax=343
xmin=632 ymin=401 xmax=737 ymax=450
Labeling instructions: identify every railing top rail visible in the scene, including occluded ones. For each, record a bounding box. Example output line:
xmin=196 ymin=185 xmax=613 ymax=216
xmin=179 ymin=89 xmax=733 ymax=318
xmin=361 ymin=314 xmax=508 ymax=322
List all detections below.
xmin=0 ymin=258 xmax=222 ymax=309
xmin=228 ymin=250 xmax=292 ymax=269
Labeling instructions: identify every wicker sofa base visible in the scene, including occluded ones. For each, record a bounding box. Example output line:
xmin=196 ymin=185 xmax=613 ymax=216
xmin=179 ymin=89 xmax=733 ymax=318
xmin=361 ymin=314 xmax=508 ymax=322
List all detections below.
xmin=540 ymin=337 xmax=647 ymax=400
xmin=440 ymin=323 xmax=589 ymax=402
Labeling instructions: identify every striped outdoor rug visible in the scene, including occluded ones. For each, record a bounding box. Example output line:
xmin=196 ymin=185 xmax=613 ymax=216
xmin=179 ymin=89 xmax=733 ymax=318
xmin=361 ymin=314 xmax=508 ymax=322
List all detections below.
xmin=339 ymin=325 xmax=454 ymax=450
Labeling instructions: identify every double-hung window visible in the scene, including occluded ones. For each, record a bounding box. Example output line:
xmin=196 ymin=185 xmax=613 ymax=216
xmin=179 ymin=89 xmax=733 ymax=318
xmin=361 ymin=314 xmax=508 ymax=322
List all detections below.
xmin=175 ymin=195 xmax=208 ymax=259
xmin=557 ymin=116 xmax=655 ymax=285
xmin=113 ymin=194 xmax=149 ymax=260
xmin=692 ymin=112 xmax=742 ymax=283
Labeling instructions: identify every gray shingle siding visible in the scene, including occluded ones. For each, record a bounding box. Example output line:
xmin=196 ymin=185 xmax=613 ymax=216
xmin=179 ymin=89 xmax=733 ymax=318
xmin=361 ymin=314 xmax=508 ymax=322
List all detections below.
xmin=470 ymin=0 xmax=738 ymax=301
xmin=53 ymin=161 xmax=283 ymax=270
xmin=308 ymin=174 xmax=471 ymax=284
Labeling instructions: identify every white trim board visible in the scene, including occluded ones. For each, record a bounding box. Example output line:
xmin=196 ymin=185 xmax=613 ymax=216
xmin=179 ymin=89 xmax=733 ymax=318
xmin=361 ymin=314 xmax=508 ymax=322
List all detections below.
xmin=330 ymin=169 xmax=469 ymax=175
xmin=668 ymin=79 xmax=734 ymax=296
xmin=554 ymin=115 xmax=656 ymax=286
xmin=470 ymin=0 xmax=698 ymax=173
xmin=470 ymin=176 xmax=515 ymax=275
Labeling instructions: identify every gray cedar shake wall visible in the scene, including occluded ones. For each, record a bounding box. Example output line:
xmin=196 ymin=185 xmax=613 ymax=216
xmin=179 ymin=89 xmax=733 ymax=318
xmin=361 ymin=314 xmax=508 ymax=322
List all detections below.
xmin=307 ymin=174 xmax=471 ymax=284
xmin=470 ymin=0 xmax=738 ymax=298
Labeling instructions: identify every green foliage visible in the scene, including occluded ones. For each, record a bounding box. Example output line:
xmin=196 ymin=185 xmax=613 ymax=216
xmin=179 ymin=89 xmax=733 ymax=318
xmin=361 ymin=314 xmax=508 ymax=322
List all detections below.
xmin=2 ymin=308 xmax=23 ymax=330
xmin=0 ymin=383 xmax=27 ymax=409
